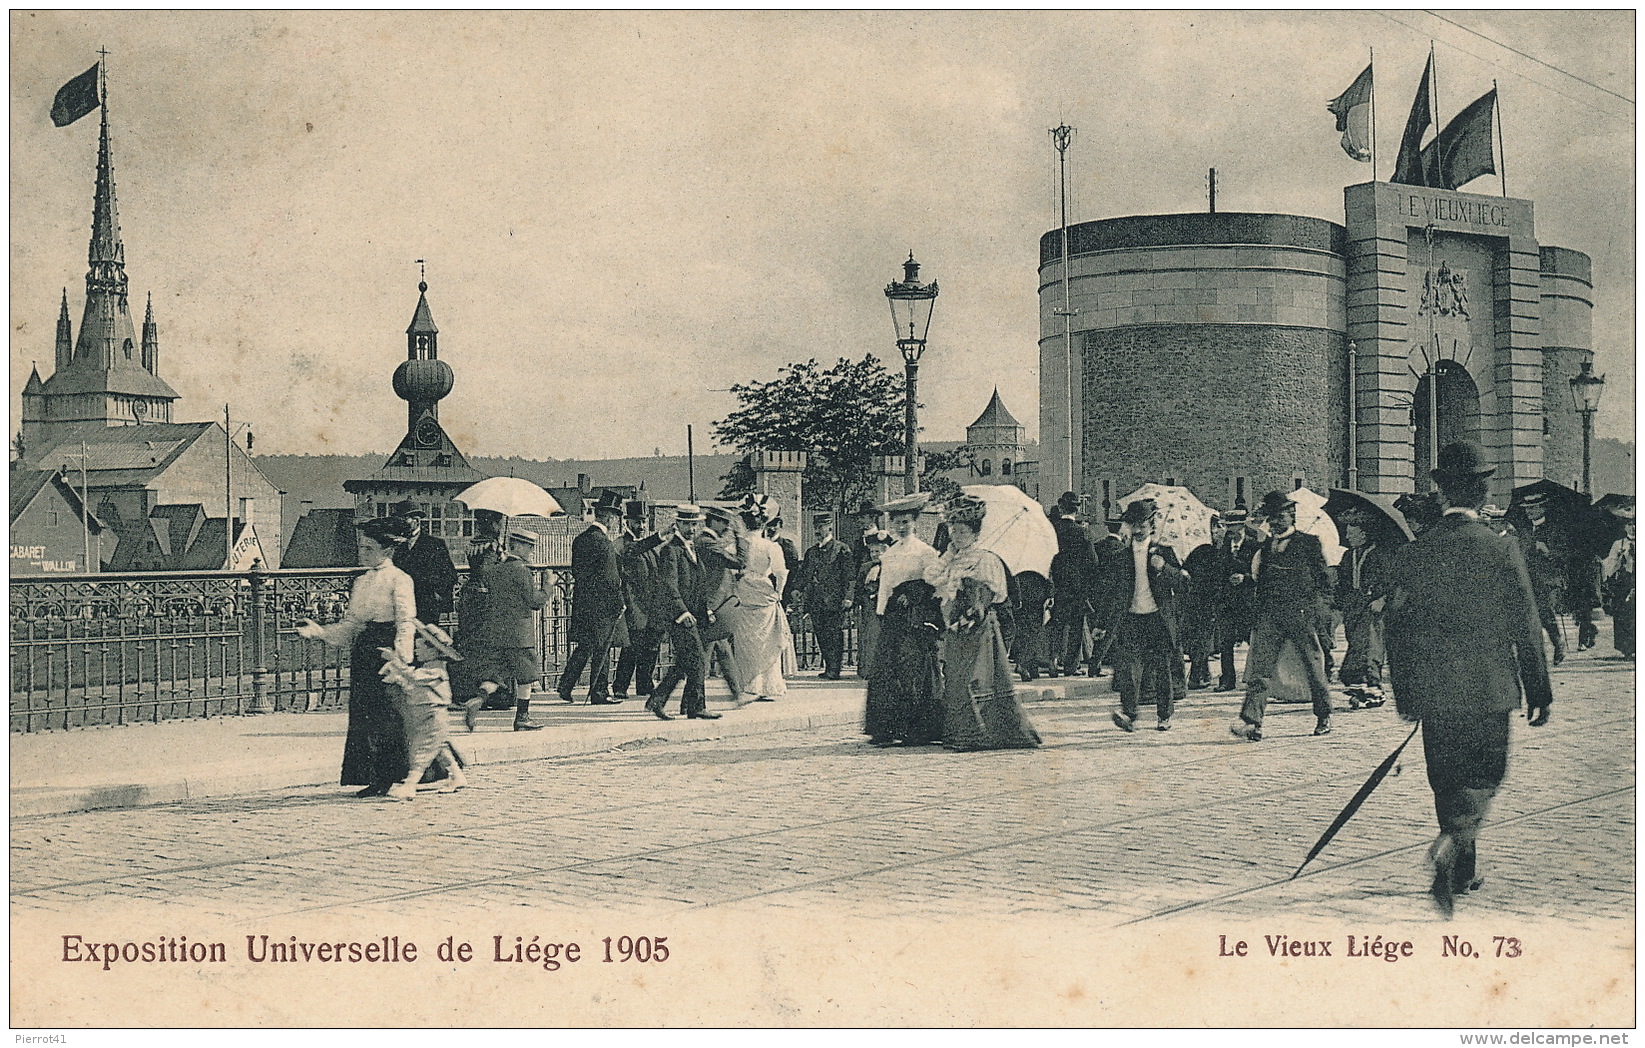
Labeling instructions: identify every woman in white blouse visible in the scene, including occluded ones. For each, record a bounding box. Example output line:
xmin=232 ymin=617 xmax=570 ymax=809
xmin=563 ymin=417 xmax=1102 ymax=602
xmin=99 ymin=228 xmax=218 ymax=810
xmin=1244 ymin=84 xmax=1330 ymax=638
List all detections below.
xmin=297 ymin=517 xmax=419 ymax=798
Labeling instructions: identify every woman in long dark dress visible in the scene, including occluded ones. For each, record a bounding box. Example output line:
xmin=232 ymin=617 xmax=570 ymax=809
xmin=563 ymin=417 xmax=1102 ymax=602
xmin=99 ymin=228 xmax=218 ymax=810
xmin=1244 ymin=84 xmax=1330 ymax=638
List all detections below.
xmin=863 ymin=494 xmax=944 ymax=746
xmin=925 ymin=495 xmax=1042 ymax=752
xmin=296 ymin=517 xmax=418 ymax=797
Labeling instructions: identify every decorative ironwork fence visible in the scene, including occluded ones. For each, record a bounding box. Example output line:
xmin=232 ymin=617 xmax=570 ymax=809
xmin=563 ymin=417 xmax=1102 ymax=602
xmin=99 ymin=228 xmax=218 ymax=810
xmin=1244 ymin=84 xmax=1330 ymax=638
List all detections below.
xmin=10 ymin=567 xmax=855 ymax=733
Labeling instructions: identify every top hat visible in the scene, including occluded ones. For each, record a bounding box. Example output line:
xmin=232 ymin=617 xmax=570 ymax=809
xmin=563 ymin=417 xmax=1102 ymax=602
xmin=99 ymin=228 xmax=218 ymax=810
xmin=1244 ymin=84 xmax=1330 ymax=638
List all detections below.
xmin=877 ymin=492 xmax=931 ymax=517
xmin=1431 ymin=441 xmax=1495 ymax=480
xmin=1119 ymin=498 xmax=1158 ymax=526
xmin=1257 ymin=490 xmax=1294 ymax=518
xmin=672 ymin=503 xmax=704 ymax=522
xmin=591 ymin=490 xmax=626 ymax=517
xmin=623 ymin=499 xmax=647 ymax=520
xmin=389 ymin=499 xmax=426 ymax=519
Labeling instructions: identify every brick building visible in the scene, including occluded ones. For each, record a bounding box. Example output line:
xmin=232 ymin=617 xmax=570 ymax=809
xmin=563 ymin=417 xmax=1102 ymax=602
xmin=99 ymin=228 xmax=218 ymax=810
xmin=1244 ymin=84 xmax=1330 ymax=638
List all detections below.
xmin=1038 ymin=184 xmax=1596 ymax=519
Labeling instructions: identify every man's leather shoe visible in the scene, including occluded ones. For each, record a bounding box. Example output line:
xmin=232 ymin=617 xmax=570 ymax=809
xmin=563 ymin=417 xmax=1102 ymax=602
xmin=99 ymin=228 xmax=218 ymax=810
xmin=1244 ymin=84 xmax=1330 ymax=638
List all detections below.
xmin=589 ymin=697 xmax=624 ymax=705
xmin=1111 ymin=709 xmax=1135 ymax=733
xmin=1230 ymin=720 xmax=1262 ymax=742
xmin=1214 ymin=682 xmax=1237 ymax=693
xmin=1313 ymin=716 xmax=1333 ymax=736
xmin=355 ymin=783 xmax=390 ymax=798
xmin=557 ymin=691 xmax=576 ymax=704
xmin=687 ymin=711 xmax=721 ymax=719
xmin=513 ymin=720 xmax=544 ymax=732
xmin=646 ymin=699 xmax=671 ymax=721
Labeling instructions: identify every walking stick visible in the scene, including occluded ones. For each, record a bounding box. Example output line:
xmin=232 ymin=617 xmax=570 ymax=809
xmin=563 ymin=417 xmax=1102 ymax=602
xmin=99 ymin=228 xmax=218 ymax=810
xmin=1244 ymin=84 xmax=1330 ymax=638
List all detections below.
xmin=1291 ymin=722 xmax=1420 ymax=880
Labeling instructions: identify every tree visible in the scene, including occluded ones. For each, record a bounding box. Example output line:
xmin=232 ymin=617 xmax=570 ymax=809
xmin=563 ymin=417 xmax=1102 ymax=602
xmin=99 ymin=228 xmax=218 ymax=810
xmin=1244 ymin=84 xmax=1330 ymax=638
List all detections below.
xmin=919 ymin=445 xmax=976 ymax=503
xmin=714 ymin=355 xmax=907 ymax=515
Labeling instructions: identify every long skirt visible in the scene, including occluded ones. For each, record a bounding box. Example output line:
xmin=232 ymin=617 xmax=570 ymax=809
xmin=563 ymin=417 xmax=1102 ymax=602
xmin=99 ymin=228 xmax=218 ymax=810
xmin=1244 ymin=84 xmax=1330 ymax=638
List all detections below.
xmin=723 ymin=599 xmax=795 ymax=699
xmin=938 ymin=610 xmax=1041 ymax=751
xmin=856 ymin=604 xmax=881 ymax=680
xmin=341 ymin=623 xmax=409 ymax=787
xmin=864 ymin=611 xmax=943 ymax=744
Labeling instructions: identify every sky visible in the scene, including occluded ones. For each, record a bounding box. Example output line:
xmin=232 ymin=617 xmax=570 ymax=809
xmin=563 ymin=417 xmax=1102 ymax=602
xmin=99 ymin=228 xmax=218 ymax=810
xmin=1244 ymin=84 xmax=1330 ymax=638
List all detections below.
xmin=9 ymin=10 xmax=1635 ymax=458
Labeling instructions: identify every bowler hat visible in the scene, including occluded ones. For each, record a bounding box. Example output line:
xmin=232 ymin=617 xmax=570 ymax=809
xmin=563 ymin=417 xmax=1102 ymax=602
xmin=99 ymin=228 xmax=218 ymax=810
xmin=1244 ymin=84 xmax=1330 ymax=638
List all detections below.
xmin=1119 ymin=498 xmax=1158 ymax=525
xmin=389 ymin=499 xmax=426 ymax=519
xmin=592 ymin=490 xmax=626 ymax=516
xmin=1257 ymin=490 xmax=1294 ymax=518
xmin=1431 ymin=441 xmax=1495 ymax=480
xmin=1056 ymin=490 xmax=1081 ymax=513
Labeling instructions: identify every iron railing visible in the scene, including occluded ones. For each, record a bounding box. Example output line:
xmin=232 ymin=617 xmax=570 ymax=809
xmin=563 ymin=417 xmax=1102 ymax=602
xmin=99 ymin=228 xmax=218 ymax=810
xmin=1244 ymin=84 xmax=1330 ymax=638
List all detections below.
xmin=9 ymin=567 xmax=855 ymax=733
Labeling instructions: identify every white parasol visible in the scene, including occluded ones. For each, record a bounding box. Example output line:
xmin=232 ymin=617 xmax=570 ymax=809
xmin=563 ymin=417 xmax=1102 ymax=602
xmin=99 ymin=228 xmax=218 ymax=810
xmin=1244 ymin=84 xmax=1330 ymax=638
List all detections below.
xmin=959 ymin=484 xmax=1059 ymax=578
xmin=1117 ymin=483 xmax=1214 ymax=562
xmin=1288 ymin=487 xmax=1344 ymax=567
xmin=453 ymin=477 xmax=563 ymax=518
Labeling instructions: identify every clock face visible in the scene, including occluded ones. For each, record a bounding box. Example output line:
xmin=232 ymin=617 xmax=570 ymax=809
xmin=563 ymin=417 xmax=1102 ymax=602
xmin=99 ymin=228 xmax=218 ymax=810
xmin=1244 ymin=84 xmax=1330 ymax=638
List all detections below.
xmin=131 ymin=399 xmax=147 ymax=420
xmin=415 ymin=416 xmax=441 ymax=448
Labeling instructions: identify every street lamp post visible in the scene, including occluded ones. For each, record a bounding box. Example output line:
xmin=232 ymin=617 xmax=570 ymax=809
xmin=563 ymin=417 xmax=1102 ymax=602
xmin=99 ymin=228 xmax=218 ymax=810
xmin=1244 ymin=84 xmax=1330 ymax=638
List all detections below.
xmin=884 ymin=253 xmax=938 ymax=495
xmin=1569 ymin=359 xmax=1606 ymax=494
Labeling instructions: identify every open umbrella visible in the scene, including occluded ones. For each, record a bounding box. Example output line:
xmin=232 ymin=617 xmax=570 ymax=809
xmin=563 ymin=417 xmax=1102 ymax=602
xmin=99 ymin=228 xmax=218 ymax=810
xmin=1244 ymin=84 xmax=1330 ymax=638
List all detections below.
xmin=960 ymin=484 xmax=1059 ymax=577
xmin=1117 ymin=483 xmax=1214 ymax=562
xmin=1288 ymin=487 xmax=1344 ymax=567
xmin=454 ymin=477 xmax=563 ymax=518
xmin=1324 ymin=489 xmax=1414 ymax=547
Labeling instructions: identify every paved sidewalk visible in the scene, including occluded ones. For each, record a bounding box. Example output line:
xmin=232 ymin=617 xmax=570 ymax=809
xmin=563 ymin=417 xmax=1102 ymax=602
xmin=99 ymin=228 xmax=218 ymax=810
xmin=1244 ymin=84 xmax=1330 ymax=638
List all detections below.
xmin=9 ymin=673 xmax=1102 ymax=817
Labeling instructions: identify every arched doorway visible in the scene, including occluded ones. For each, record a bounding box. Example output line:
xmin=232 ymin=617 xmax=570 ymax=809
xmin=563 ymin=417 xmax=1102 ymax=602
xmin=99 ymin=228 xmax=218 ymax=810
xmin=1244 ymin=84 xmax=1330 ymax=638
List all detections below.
xmin=1412 ymin=361 xmax=1483 ymax=486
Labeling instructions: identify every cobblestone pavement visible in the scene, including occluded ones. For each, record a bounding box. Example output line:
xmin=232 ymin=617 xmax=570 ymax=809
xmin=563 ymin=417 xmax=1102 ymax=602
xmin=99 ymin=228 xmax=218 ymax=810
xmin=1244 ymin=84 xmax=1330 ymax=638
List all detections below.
xmin=11 ymin=654 xmax=1633 ymax=927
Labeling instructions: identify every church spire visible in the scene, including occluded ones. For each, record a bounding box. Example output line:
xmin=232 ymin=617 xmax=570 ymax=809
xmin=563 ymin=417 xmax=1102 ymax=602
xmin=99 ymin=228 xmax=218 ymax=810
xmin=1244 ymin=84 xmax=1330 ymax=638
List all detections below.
xmin=141 ymin=292 xmax=158 ymax=373
xmin=55 ymin=289 xmax=72 ymax=372
xmin=72 ymin=74 xmax=137 ymax=372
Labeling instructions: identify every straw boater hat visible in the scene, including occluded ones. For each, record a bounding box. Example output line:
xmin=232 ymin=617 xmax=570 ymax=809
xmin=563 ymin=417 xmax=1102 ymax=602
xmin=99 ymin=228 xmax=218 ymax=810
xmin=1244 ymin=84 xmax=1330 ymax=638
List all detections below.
xmin=877 ymin=492 xmax=931 ymax=517
xmin=672 ymin=503 xmax=704 ymax=522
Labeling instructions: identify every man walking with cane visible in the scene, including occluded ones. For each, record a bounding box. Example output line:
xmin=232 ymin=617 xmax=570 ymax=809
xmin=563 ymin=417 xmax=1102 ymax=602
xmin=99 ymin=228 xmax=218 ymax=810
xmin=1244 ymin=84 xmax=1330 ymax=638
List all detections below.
xmin=1384 ymin=441 xmax=1551 ymax=916
xmin=557 ymin=491 xmax=628 ymax=706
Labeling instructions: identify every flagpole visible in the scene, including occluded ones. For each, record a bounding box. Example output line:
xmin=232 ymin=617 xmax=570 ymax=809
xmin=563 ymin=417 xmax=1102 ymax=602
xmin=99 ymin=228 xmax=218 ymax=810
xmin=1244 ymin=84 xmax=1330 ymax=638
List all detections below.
xmin=1494 ymin=79 xmax=1507 ymax=198
xmin=1369 ymin=47 xmax=1378 ymax=181
xmin=1429 ymin=42 xmax=1441 ymax=188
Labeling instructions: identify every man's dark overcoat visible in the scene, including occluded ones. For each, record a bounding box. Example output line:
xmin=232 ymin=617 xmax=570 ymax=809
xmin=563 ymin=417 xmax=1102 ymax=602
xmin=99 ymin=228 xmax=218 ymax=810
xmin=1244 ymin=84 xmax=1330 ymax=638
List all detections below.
xmin=569 ymin=524 xmax=628 ymax=647
xmin=393 ymin=532 xmax=458 ymax=622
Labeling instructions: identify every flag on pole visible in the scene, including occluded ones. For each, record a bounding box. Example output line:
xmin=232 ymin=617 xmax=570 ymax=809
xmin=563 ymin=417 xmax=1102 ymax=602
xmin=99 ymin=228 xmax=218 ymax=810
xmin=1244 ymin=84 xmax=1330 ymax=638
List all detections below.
xmin=1326 ymin=63 xmax=1374 ymax=162
xmin=1390 ymin=54 xmax=1435 ymax=186
xmin=50 ymin=63 xmax=101 ymax=127
xmin=1418 ymin=87 xmax=1498 ymax=192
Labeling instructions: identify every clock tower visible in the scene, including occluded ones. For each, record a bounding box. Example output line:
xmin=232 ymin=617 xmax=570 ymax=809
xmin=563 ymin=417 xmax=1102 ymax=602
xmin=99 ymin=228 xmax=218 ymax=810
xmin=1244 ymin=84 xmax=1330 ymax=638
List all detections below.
xmin=343 ymin=275 xmax=487 ymax=537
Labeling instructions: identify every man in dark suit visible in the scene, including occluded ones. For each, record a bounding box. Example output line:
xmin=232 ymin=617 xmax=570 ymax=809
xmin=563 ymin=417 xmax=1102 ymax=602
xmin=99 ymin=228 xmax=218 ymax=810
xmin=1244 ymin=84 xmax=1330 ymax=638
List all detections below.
xmin=647 ymin=505 xmax=721 ymax=720
xmin=1101 ymin=499 xmax=1188 ymax=732
xmin=1385 ymin=441 xmax=1552 ymax=915
xmin=613 ymin=503 xmax=662 ymax=700
xmin=557 ymin=491 xmax=628 ymax=706
xmin=1510 ymin=491 xmax=1570 ymax=665
xmin=695 ymin=506 xmax=744 ymax=699
xmin=1048 ymin=492 xmax=1100 ymax=678
xmin=1182 ymin=513 xmax=1225 ymax=690
xmin=389 ymin=500 xmax=458 ymax=624
xmin=802 ymin=512 xmax=856 ymax=679
xmin=1214 ymin=509 xmax=1261 ymax=691
xmin=1087 ymin=521 xmax=1127 ymax=677
xmin=1231 ymin=490 xmax=1336 ymax=741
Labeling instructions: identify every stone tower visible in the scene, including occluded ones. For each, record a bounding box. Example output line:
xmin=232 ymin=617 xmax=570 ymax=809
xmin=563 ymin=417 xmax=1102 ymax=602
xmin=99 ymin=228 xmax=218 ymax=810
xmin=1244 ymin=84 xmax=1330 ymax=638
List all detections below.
xmin=22 ymin=81 xmax=178 ymax=450
xmin=965 ymin=388 xmax=1026 ymax=484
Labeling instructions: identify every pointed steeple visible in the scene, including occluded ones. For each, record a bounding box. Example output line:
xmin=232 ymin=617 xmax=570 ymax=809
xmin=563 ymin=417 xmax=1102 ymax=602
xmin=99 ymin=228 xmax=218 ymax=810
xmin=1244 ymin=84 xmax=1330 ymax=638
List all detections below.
xmin=141 ymin=292 xmax=158 ymax=372
xmin=23 ymin=364 xmax=45 ymax=396
xmin=55 ymin=289 xmax=72 ymax=372
xmin=72 ymin=82 xmax=138 ymax=372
